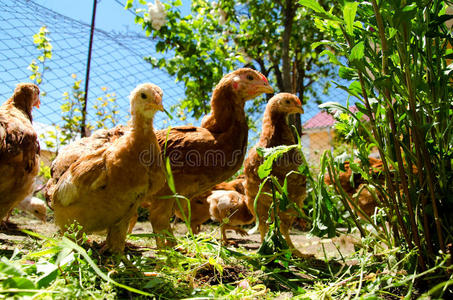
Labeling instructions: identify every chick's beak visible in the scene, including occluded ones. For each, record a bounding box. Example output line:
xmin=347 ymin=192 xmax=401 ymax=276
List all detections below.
xmin=153 ymin=90 xmax=164 ymax=111
xmin=34 ymin=97 xmax=41 ymax=109
xmin=259 ymin=83 xmax=274 ymax=94
xmin=293 ymin=105 xmax=304 ymax=114
xmin=155 ymin=101 xmax=164 ymax=112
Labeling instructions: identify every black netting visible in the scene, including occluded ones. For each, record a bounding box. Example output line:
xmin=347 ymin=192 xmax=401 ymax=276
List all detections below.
xmin=0 ymin=0 xmax=184 ymax=138
xmin=0 ymin=0 xmax=350 ymax=165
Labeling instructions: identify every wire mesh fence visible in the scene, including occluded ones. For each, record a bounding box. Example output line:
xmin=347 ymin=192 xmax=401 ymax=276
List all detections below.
xmin=0 ymin=0 xmax=350 ymax=166
xmin=0 ymin=0 xmax=184 ymax=152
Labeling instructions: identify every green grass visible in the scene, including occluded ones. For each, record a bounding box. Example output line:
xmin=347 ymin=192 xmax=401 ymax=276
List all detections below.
xmin=1 ymin=219 xmax=451 ymax=299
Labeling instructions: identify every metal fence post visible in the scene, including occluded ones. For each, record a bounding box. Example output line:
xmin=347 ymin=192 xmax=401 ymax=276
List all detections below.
xmin=81 ymin=0 xmax=98 ymax=137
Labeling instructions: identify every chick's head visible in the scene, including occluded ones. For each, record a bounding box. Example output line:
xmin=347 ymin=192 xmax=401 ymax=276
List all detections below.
xmin=11 ymin=83 xmax=40 ymax=112
xmin=28 ymin=198 xmax=47 ymax=222
xmin=269 ymin=93 xmax=303 ymax=115
xmin=223 ymin=68 xmax=274 ymax=103
xmin=130 ymin=83 xmax=164 ymax=119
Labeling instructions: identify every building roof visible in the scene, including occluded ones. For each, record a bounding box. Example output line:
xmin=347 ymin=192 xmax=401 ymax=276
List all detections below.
xmin=303 ymin=106 xmax=359 ymax=130
xmin=303 ymin=111 xmax=336 ymax=129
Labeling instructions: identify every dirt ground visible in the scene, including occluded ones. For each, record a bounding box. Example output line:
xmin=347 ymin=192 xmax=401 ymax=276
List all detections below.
xmin=1 ymin=211 xmax=359 ymax=260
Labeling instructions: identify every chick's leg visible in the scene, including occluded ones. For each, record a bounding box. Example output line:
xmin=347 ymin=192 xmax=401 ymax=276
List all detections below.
xmin=280 ymin=213 xmax=313 ymax=259
xmin=220 ymin=224 xmax=229 ymax=245
xmin=191 ymin=223 xmax=200 ymax=235
xmin=222 ymin=224 xmax=248 ymax=243
xmin=256 ymin=201 xmax=270 ymax=243
xmin=231 ymin=226 xmax=248 ymax=237
xmin=127 ymin=211 xmax=138 ymax=234
xmin=148 ymin=198 xmax=175 ymax=248
xmin=258 ymin=213 xmax=269 ymax=243
xmin=104 ymin=217 xmax=130 ymax=254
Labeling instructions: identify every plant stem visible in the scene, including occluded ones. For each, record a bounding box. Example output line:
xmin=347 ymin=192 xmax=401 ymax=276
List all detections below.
xmin=401 ymin=18 xmax=445 ymax=255
xmin=370 ymin=0 xmax=428 ymax=269
xmin=326 ymin=159 xmax=367 ymax=238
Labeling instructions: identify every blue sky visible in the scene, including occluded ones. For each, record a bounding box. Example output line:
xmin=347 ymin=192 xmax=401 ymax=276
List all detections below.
xmin=32 ymin=0 xmax=191 ymax=33
xmin=1 ymin=0 xmax=349 ymax=143
xmin=0 ymin=0 xmax=195 ymax=137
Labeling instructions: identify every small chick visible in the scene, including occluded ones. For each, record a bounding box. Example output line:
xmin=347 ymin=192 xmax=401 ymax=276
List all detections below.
xmin=324 ymin=157 xmax=390 ymax=218
xmin=175 ymin=176 xmax=247 ymax=234
xmin=0 ymin=83 xmax=40 ymax=222
xmin=207 ymin=189 xmax=254 ymax=244
xmin=48 ymin=83 xmax=165 ymax=253
xmin=244 ymin=93 xmax=309 ymax=257
xmin=16 ymin=196 xmax=47 ymax=222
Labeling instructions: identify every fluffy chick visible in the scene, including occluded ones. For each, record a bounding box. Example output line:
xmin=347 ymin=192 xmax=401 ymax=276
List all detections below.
xmin=244 ymin=93 xmax=309 ymax=257
xmin=16 ymin=196 xmax=47 ymax=222
xmin=207 ymin=189 xmax=254 ymax=244
xmin=324 ymin=157 xmax=387 ymax=218
xmin=0 ymin=83 xmax=40 ymax=222
xmin=47 ymin=83 xmax=165 ymax=253
xmin=177 ymin=177 xmax=246 ymax=234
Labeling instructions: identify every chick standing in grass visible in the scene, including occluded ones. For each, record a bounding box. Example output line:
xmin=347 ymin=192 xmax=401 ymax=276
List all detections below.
xmin=175 ymin=176 xmax=246 ymax=234
xmin=207 ymin=188 xmax=254 ymax=244
xmin=324 ymin=157 xmax=401 ymax=219
xmin=244 ymin=93 xmax=310 ymax=258
xmin=0 ymin=83 xmax=41 ymax=223
xmin=47 ymin=83 xmax=165 ymax=253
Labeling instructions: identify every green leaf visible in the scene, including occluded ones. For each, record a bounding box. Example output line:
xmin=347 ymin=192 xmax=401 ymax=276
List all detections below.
xmin=125 ymin=0 xmax=133 ymax=9
xmin=165 ymin=158 xmax=176 ymax=194
xmin=0 ymin=260 xmax=24 ymax=277
xmin=354 ymin=102 xmax=369 ymax=117
xmin=279 ymin=177 xmax=290 ymax=211
xmin=257 ymin=145 xmax=298 ymax=179
xmin=343 ymin=2 xmax=358 ymax=36
xmin=311 ymin=40 xmax=335 ymax=50
xmin=298 ymin=0 xmax=327 ymax=14
xmin=37 ymin=269 xmax=58 ymax=289
xmin=350 ymin=41 xmax=364 ymax=62
xmin=144 ymin=277 xmax=166 ymax=289
xmin=60 ymin=237 xmax=154 ymax=297
xmin=373 ymin=75 xmax=392 ymax=90
xmin=338 ymin=66 xmax=356 ymax=80
xmin=2 ymin=277 xmax=36 ymax=290
xmin=320 ymin=49 xmax=341 ymax=65
xmin=348 ymin=81 xmax=362 ymax=98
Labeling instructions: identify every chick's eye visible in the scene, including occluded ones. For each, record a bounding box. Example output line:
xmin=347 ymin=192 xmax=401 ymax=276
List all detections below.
xmin=34 ymin=210 xmax=39 ymax=213
xmin=285 ymin=99 xmax=290 ymax=104
xmin=141 ymin=92 xmax=147 ymax=99
xmin=247 ymin=75 xmax=254 ymax=81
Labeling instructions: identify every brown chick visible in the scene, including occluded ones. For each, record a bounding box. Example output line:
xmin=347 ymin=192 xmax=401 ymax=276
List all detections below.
xmin=16 ymin=196 xmax=47 ymax=222
xmin=144 ymin=68 xmax=273 ymax=247
xmin=244 ymin=93 xmax=308 ymax=257
xmin=324 ymin=157 xmax=386 ymax=218
xmin=44 ymin=126 xmax=125 ymax=207
xmin=207 ymin=189 xmax=254 ymax=244
xmin=0 ymin=83 xmax=40 ymax=222
xmin=47 ymin=83 xmax=165 ymax=253
xmin=176 ymin=176 xmax=246 ymax=234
